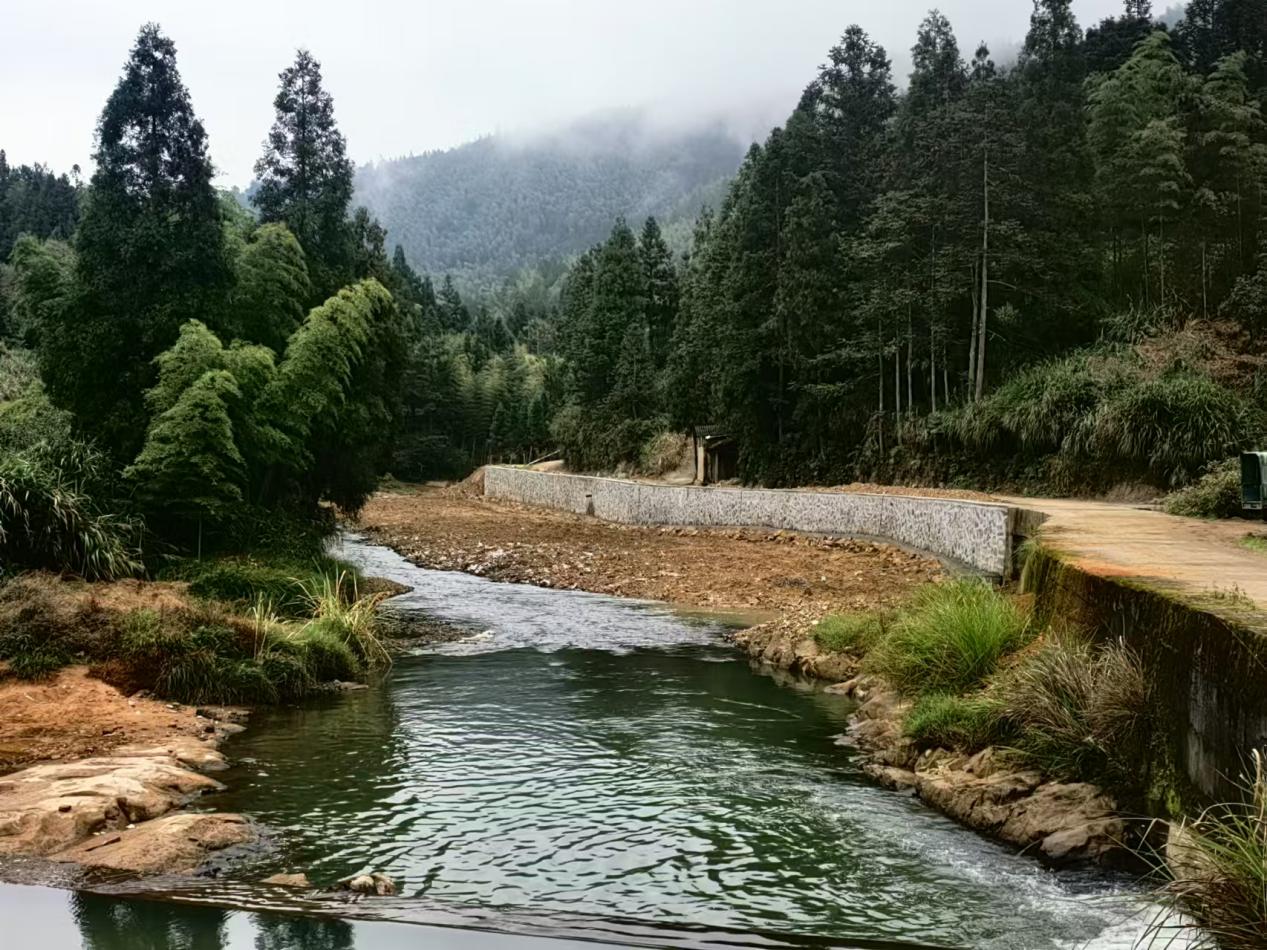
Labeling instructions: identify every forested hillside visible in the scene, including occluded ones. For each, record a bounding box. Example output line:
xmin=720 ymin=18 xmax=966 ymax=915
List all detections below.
xmin=6 ymin=0 xmax=1267 ymax=568
xmin=353 ymin=114 xmax=743 ymax=295
xmin=422 ymin=0 xmax=1267 ymax=504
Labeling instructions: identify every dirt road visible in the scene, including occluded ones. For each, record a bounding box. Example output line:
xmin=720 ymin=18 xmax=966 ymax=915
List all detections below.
xmin=356 ymin=486 xmax=943 ymax=617
xmin=1005 ymin=495 xmax=1267 ymax=618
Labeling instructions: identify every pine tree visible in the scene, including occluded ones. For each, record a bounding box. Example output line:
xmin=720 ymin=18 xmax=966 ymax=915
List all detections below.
xmin=253 ymin=49 xmax=354 ymax=299
xmin=637 ymin=217 xmax=679 ymax=370
xmin=46 ymin=23 xmax=229 ymax=461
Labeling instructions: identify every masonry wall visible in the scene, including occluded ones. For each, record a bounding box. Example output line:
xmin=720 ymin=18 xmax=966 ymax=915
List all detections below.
xmin=483 ymin=467 xmax=1017 ymax=576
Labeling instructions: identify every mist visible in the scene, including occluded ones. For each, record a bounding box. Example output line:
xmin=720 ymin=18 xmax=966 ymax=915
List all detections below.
xmin=4 ymin=0 xmax=1129 ymax=184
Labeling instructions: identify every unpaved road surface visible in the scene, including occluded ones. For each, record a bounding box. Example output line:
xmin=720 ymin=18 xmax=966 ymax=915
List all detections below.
xmin=1004 ymin=496 xmax=1267 ymax=611
xmin=356 ymin=487 xmax=943 ymax=616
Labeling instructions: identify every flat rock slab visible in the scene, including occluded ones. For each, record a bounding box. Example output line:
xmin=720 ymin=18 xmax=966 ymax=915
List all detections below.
xmin=55 ymin=812 xmax=255 ymax=873
xmin=0 ymin=739 xmax=233 ymax=866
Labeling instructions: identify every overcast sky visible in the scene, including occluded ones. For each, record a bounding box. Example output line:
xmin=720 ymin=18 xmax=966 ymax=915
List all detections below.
xmin=2 ymin=0 xmax=1128 ymax=185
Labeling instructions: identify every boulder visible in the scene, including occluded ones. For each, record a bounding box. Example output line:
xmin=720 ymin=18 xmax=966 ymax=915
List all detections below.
xmin=0 ymin=751 xmax=225 ymax=857
xmin=339 ymin=872 xmax=397 ymax=896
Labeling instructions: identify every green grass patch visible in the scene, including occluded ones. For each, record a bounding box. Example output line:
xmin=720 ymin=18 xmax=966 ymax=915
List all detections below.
xmin=904 ymin=692 xmax=1013 ymax=751
xmin=812 ymin=612 xmax=885 ymax=655
xmin=1240 ymin=534 xmax=1267 ymax=555
xmin=165 ymin=552 xmax=360 ymax=618
xmin=866 ymin=580 xmax=1033 ymax=696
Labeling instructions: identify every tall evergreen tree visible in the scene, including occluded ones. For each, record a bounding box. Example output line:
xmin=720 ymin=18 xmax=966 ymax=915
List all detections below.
xmin=44 ymin=23 xmax=229 ymax=460
xmin=637 ymin=217 xmax=679 ymax=371
xmin=253 ymin=49 xmax=354 ymax=299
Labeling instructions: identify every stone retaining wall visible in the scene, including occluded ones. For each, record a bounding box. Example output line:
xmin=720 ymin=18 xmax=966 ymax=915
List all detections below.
xmin=483 ymin=467 xmax=1017 ymax=576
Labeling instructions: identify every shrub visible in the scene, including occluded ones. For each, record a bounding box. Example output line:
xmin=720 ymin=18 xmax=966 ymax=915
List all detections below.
xmin=1152 ymin=751 xmax=1267 ymax=950
xmin=904 ymin=692 xmax=1013 ymax=751
xmin=997 ymin=629 xmax=1151 ymax=783
xmin=867 ymin=580 xmax=1033 ymax=695
xmin=638 ymin=431 xmax=689 ymax=477
xmin=1163 ymin=458 xmax=1241 ymax=519
xmin=812 ymin=612 xmax=885 ymax=655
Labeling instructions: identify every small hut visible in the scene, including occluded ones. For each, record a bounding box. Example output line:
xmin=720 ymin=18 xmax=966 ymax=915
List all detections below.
xmin=693 ymin=426 xmax=738 ymax=485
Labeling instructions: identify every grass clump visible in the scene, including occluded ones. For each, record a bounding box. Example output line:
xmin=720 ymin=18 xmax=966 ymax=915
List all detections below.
xmin=1150 ymin=751 xmax=1267 ymax=950
xmin=866 ymin=580 xmax=1033 ymax=696
xmin=171 ymin=552 xmax=359 ymax=618
xmin=1163 ymin=458 xmax=1241 ymax=519
xmin=996 ymin=629 xmax=1151 ymax=784
xmin=299 ymin=571 xmax=391 ymax=669
xmin=812 ymin=612 xmax=885 ymax=655
xmin=904 ymin=692 xmax=1013 ymax=751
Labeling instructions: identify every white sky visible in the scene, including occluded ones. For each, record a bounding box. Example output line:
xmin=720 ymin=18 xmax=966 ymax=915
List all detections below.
xmin=1 ymin=0 xmax=1126 ymax=185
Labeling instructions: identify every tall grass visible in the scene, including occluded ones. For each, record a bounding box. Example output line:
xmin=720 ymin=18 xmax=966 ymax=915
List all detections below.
xmin=299 ymin=571 xmax=391 ymax=669
xmin=997 ymin=629 xmax=1151 ymax=783
xmin=1075 ymin=371 xmax=1254 ymax=486
xmin=866 ymin=580 xmax=1033 ymax=695
xmin=1148 ymin=751 xmax=1267 ymax=949
xmin=0 ymin=452 xmax=141 ymax=580
xmin=921 ymin=346 xmax=1260 ymax=492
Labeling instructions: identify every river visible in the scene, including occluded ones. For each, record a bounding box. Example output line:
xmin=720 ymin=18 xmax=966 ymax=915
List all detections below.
xmin=0 ymin=536 xmax=1172 ymax=948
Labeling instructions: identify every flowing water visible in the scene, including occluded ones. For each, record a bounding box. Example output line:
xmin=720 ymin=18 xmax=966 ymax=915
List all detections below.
xmin=0 ymin=535 xmax=1171 ymax=948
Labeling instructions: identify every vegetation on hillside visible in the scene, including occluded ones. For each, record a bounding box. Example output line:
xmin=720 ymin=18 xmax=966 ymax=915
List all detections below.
xmin=385 ymin=0 xmax=1267 ymax=494
xmin=354 ymin=114 xmax=743 ymax=296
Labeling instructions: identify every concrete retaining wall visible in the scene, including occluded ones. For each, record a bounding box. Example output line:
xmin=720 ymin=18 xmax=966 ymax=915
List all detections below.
xmin=483 ymin=467 xmax=1017 ymax=576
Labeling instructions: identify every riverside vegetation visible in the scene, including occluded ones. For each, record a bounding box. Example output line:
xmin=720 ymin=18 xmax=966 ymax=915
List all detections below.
xmin=799 ymin=577 xmax=1267 ymax=948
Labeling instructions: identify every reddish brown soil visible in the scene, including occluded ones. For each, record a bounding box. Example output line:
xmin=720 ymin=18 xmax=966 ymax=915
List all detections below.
xmin=356 ymin=487 xmax=944 ymax=614
xmin=0 ymin=666 xmax=212 ymax=772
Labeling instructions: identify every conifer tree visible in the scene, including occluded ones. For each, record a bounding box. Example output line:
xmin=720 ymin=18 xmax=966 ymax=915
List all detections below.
xmin=253 ymin=49 xmax=354 ymax=299
xmin=637 ymin=217 xmax=678 ymax=370
xmin=46 ymin=23 xmax=229 ymax=461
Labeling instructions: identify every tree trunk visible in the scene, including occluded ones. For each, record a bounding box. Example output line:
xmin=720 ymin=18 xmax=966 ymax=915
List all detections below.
xmin=877 ymin=314 xmax=885 ymax=455
xmin=968 ymin=263 xmax=979 ymax=392
xmin=975 ymin=151 xmax=989 ymax=402
xmin=906 ymin=305 xmax=913 ymax=419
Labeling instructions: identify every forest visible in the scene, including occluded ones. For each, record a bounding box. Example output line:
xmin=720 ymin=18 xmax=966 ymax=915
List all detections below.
xmin=4 ymin=0 xmax=1267 ymax=581
xmin=353 ymin=113 xmax=742 ymax=297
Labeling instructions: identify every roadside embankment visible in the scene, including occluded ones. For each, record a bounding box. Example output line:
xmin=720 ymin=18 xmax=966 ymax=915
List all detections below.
xmin=483 ymin=465 xmax=1018 ymax=576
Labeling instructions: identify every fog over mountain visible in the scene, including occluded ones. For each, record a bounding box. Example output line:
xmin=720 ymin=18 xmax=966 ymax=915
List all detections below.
xmin=2 ymin=0 xmax=1124 ymax=184
xmin=355 ymin=110 xmax=746 ymax=293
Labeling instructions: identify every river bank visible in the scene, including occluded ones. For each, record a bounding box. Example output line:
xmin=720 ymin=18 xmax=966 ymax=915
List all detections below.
xmin=0 ymin=556 xmax=389 ymax=878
